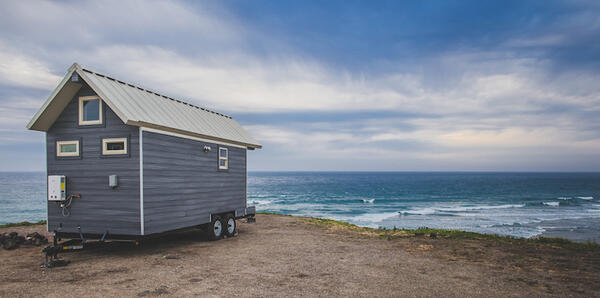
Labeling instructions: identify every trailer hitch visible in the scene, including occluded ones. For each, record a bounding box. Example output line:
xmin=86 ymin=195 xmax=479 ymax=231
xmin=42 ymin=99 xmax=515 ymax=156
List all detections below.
xmin=41 ymin=229 xmax=100 ymax=268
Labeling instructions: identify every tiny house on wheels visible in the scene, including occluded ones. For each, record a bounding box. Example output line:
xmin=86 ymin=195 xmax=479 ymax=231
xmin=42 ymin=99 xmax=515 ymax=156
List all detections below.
xmin=27 ymin=63 xmax=261 ymax=242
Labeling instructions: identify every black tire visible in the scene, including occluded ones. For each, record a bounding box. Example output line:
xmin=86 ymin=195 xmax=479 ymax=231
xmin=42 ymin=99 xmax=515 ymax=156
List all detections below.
xmin=207 ymin=216 xmax=224 ymax=241
xmin=224 ymin=214 xmax=236 ymax=238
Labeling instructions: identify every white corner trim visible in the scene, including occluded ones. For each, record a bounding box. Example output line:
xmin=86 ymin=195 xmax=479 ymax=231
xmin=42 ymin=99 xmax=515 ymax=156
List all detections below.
xmin=45 ymin=133 xmax=49 ymax=233
xmin=139 ymin=127 xmax=144 ymax=235
xmin=140 ymin=127 xmax=246 ymax=149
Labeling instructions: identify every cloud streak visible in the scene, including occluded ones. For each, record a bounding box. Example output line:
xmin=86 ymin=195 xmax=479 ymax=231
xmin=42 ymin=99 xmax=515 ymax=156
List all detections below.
xmin=0 ymin=44 xmax=62 ymax=90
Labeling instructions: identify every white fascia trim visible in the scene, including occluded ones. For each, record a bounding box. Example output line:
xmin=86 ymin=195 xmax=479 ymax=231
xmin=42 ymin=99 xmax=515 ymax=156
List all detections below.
xmin=27 ymin=67 xmax=76 ymax=130
xmin=139 ymin=127 xmax=144 ymax=235
xmin=140 ymin=127 xmax=246 ymax=149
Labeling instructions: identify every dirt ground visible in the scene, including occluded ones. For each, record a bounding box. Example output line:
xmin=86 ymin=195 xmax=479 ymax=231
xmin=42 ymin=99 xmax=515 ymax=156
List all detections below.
xmin=1 ymin=214 xmax=599 ymax=297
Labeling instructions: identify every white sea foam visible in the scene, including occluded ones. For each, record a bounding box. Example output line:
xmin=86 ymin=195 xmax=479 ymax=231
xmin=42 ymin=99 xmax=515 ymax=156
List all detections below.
xmin=557 ymin=197 xmax=572 ymax=200
xmin=577 ymin=197 xmax=594 ymax=200
xmin=399 ymin=208 xmax=436 ymax=215
xmin=351 ymin=212 xmax=398 ymax=223
xmin=543 ymin=201 xmax=560 ymax=207
xmin=361 ymin=199 xmax=375 ymax=204
xmin=249 ymin=199 xmax=272 ymax=206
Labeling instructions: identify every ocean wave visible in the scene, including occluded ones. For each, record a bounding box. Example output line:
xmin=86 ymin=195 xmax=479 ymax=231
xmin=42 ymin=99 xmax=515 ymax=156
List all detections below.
xmin=557 ymin=197 xmax=572 ymax=200
xmin=361 ymin=199 xmax=375 ymax=204
xmin=577 ymin=196 xmax=594 ymax=200
xmin=542 ymin=201 xmax=560 ymax=207
xmin=350 ymin=212 xmax=398 ymax=223
xmin=438 ymin=204 xmax=525 ymax=212
xmin=248 ymin=194 xmax=274 ymax=198
xmin=399 ymin=204 xmax=525 ymax=216
xmin=557 ymin=200 xmax=582 ymax=207
xmin=489 ymin=222 xmax=523 ymax=228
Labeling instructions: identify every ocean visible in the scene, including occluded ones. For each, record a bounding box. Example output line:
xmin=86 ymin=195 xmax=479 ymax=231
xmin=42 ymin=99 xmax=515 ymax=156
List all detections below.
xmin=2 ymin=172 xmax=599 ymax=241
xmin=0 ymin=172 xmax=47 ymax=225
xmin=247 ymin=172 xmax=600 ymax=241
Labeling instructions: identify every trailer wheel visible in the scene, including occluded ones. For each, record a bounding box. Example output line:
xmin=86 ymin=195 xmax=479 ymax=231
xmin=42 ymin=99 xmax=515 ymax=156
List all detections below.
xmin=208 ymin=216 xmax=224 ymax=241
xmin=224 ymin=214 xmax=236 ymax=237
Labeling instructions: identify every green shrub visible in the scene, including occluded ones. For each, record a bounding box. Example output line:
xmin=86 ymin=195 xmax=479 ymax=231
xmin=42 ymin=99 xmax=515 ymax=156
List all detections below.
xmin=0 ymin=220 xmax=47 ymax=229
xmin=305 ymin=215 xmax=599 ymax=251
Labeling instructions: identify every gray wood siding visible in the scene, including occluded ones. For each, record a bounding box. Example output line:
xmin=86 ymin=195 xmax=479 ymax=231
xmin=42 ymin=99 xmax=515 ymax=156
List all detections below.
xmin=142 ymin=131 xmax=247 ymax=235
xmin=46 ymin=84 xmax=141 ymax=235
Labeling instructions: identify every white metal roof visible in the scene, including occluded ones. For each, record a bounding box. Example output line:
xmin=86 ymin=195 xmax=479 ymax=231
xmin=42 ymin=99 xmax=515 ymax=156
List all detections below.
xmin=27 ymin=63 xmax=261 ymax=149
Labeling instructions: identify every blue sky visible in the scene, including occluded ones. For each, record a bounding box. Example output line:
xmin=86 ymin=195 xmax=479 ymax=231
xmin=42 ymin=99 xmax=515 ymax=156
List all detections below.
xmin=1 ymin=0 xmax=599 ymax=171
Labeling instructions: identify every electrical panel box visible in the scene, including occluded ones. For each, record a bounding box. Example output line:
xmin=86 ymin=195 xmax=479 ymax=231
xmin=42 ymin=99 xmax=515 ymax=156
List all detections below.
xmin=48 ymin=175 xmax=66 ymax=201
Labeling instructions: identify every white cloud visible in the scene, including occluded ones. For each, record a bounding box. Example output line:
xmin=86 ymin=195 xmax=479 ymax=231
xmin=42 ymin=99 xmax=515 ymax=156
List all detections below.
xmin=0 ymin=0 xmax=240 ymax=47
xmin=0 ymin=94 xmax=47 ymax=143
xmin=0 ymin=44 xmax=62 ymax=90
xmin=504 ymin=35 xmax=567 ymax=47
xmin=46 ymin=44 xmax=595 ymax=127
xmin=245 ymin=115 xmax=600 ymax=171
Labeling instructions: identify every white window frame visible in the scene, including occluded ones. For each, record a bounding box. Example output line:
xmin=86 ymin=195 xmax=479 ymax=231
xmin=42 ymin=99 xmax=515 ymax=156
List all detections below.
xmin=218 ymin=147 xmax=228 ymax=170
xmin=56 ymin=140 xmax=80 ymax=157
xmin=102 ymin=138 xmax=128 ymax=155
xmin=78 ymin=96 xmax=103 ymax=125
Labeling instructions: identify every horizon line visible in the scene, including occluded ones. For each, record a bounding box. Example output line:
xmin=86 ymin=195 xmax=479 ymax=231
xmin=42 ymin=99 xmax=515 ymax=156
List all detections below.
xmin=1 ymin=170 xmax=599 ymax=173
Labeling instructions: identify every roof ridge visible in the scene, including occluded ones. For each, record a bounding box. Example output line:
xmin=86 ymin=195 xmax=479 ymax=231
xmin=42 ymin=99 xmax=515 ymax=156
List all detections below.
xmin=80 ymin=68 xmax=232 ymax=119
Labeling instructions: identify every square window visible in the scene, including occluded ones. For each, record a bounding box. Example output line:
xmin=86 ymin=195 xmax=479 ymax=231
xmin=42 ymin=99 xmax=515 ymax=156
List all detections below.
xmin=56 ymin=140 xmax=80 ymax=157
xmin=218 ymin=147 xmax=228 ymax=170
xmin=78 ymin=96 xmax=103 ymax=125
xmin=102 ymin=138 xmax=128 ymax=155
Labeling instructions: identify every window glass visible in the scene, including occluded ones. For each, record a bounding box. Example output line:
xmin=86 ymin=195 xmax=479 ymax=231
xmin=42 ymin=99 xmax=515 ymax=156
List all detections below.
xmin=219 ymin=148 xmax=228 ymax=158
xmin=219 ymin=159 xmax=227 ymax=167
xmin=82 ymin=99 xmax=100 ymax=121
xmin=60 ymin=143 xmax=77 ymax=153
xmin=106 ymin=141 xmax=125 ymax=151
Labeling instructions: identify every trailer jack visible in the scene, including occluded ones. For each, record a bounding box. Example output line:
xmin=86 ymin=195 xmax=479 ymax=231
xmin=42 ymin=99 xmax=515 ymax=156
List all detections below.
xmin=41 ymin=245 xmax=72 ymax=268
xmin=42 ymin=236 xmax=87 ymax=268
